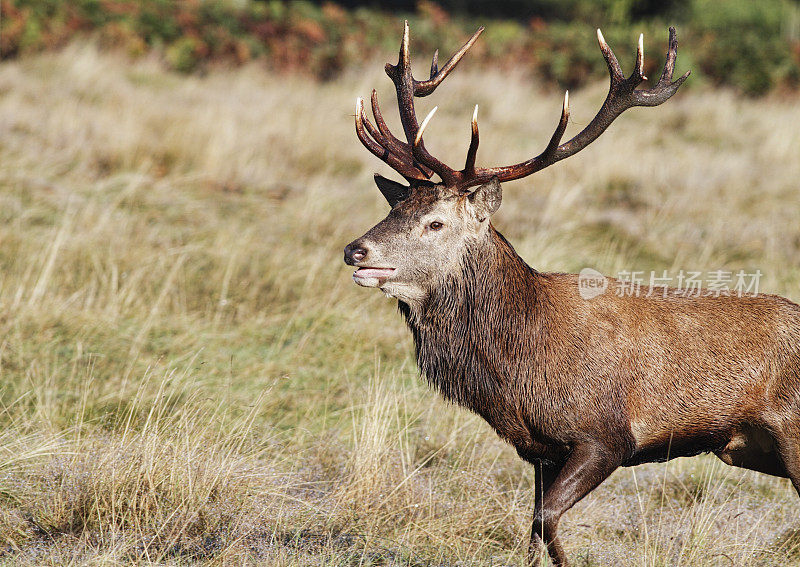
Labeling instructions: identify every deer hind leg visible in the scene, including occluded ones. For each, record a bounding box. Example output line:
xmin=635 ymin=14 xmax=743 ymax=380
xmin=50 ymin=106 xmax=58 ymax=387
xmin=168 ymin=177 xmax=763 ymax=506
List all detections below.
xmin=528 ymin=443 xmax=621 ymax=567
xmin=773 ymin=421 xmax=800 ymax=496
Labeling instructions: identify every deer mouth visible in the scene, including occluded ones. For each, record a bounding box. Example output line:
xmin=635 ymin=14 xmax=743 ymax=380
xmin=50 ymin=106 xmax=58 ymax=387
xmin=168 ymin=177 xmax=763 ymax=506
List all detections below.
xmin=353 ymin=267 xmax=396 ymax=287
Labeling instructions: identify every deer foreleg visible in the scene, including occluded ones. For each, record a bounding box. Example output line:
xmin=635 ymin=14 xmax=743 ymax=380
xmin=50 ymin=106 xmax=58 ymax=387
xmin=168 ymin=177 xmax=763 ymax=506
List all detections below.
xmin=528 ymin=443 xmax=622 ymax=567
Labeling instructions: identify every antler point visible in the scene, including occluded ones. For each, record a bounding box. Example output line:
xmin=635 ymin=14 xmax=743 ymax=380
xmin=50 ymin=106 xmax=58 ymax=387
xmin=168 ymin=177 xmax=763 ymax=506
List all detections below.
xmin=400 ymin=20 xmax=410 ymax=64
xmin=416 ymin=106 xmax=438 ymax=146
xmin=636 ymin=33 xmax=645 ymax=77
xmin=597 ymin=29 xmax=606 ymax=47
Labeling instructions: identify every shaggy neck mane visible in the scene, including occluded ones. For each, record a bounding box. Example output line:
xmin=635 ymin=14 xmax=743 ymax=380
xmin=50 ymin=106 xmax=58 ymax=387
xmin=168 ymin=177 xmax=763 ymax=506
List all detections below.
xmin=398 ymin=225 xmax=544 ymax=415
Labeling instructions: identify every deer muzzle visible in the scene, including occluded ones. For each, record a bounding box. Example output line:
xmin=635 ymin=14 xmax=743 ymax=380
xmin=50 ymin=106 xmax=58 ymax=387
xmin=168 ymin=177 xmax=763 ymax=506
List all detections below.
xmin=344 ymin=241 xmax=396 ymax=287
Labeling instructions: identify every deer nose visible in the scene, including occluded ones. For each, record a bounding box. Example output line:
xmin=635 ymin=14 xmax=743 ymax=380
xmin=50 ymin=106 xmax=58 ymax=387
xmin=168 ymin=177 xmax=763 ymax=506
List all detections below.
xmin=344 ymin=242 xmax=368 ymax=265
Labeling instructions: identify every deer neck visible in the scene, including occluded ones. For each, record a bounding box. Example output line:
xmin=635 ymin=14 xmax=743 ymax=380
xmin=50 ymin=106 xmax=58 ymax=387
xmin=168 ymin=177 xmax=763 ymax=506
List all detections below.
xmin=398 ymin=226 xmax=542 ymax=409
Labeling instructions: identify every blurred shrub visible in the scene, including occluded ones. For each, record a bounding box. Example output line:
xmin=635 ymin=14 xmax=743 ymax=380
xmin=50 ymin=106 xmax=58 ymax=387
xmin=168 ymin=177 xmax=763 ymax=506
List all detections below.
xmin=0 ymin=0 xmax=798 ymax=95
xmin=165 ymin=35 xmax=204 ymax=72
xmin=689 ymin=0 xmax=800 ymax=94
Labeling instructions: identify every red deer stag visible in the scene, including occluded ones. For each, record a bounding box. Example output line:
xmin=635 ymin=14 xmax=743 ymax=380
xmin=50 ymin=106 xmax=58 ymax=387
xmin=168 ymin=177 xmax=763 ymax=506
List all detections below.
xmin=343 ymin=23 xmax=800 ymax=566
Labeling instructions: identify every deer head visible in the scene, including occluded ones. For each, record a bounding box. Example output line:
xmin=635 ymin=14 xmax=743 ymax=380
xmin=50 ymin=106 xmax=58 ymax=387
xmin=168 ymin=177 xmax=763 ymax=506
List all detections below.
xmin=344 ymin=23 xmax=689 ymax=306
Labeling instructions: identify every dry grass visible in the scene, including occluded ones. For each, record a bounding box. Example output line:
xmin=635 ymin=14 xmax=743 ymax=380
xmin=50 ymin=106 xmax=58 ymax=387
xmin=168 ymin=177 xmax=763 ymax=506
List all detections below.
xmin=0 ymin=41 xmax=799 ymax=565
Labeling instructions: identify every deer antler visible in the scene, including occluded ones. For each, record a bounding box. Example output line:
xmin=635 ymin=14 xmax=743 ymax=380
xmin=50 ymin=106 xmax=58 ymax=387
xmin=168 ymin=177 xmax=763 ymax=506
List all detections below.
xmin=355 ymin=21 xmax=483 ymax=185
xmin=465 ymin=28 xmax=690 ymax=188
xmin=355 ymin=24 xmax=689 ymax=191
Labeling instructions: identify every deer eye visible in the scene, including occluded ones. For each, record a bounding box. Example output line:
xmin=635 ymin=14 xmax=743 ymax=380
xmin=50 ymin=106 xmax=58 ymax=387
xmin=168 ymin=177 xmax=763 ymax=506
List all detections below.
xmin=428 ymin=221 xmax=444 ymax=231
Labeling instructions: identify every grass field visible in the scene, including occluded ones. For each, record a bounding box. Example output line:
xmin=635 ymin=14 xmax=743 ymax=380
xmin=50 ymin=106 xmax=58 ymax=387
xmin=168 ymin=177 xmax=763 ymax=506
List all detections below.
xmin=1 ymin=41 xmax=800 ymax=565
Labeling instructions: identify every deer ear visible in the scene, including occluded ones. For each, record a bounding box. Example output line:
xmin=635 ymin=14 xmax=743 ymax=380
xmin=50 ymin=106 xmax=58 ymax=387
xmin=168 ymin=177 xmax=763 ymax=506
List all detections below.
xmin=373 ymin=174 xmax=410 ymax=207
xmin=467 ymin=177 xmax=502 ymax=221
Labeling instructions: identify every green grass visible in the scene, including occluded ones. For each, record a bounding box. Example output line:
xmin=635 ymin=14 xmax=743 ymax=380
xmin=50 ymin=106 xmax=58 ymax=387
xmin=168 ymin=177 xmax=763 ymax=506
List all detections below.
xmin=0 ymin=42 xmax=799 ymax=565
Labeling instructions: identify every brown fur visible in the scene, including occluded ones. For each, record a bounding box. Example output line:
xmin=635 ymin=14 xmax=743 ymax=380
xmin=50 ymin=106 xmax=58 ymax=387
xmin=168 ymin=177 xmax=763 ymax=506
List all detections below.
xmin=401 ymin=225 xmax=800 ymax=466
xmin=346 ymin=22 xmax=790 ymax=567
xmin=345 ymin=184 xmax=800 ymax=566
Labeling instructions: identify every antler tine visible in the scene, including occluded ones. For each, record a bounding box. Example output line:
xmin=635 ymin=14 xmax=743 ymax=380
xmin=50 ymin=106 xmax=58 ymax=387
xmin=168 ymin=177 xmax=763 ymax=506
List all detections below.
xmin=412 ymin=107 xmax=458 ymax=185
xmin=467 ymin=28 xmax=688 ymax=185
xmin=369 ymin=89 xmax=396 ymax=143
xmin=660 ymin=27 xmax=680 ymax=83
xmin=598 ymin=28 xmax=646 ymax=88
xmin=635 ymin=33 xmax=647 ymax=81
xmin=635 ymin=26 xmax=691 ymax=106
xmin=354 ymin=97 xmax=384 ymax=158
xmin=359 ymin=21 xmax=483 ymax=186
xmin=459 ymin=91 xmax=570 ymax=189
xmin=545 ymin=91 xmax=570 ymax=156
xmin=415 ymin=106 xmax=438 ymax=147
xmin=354 ymin=97 xmax=429 ymax=182
xmin=416 ymin=26 xmax=484 ymax=96
xmin=597 ymin=29 xmax=625 ymax=85
xmin=360 ymin=97 xmax=403 ymax=159
xmin=369 ymin=90 xmax=433 ymax=177
xmin=463 ymin=105 xmax=480 ymax=173
xmin=400 ymin=20 xmax=410 ymax=69
xmin=360 ymin=96 xmax=391 ymax=148
xmin=382 ymin=21 xmax=470 ymax=185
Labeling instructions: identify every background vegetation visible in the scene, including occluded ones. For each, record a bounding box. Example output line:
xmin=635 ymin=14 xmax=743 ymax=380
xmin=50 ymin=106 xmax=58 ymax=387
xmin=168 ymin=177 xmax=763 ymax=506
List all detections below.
xmin=2 ymin=0 xmax=800 ymax=94
xmin=1 ymin=1 xmax=800 ymax=565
